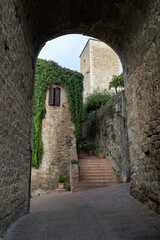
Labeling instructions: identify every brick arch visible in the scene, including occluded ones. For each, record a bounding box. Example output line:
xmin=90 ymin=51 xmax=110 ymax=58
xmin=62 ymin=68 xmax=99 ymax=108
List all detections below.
xmin=0 ymin=0 xmax=160 ymax=236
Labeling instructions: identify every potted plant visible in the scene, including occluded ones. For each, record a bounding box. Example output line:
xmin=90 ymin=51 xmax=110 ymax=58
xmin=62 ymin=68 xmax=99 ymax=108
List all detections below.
xmin=95 ymin=148 xmax=105 ymax=159
xmin=70 ymin=158 xmax=79 ymax=164
xmin=77 ymin=139 xmax=87 ymax=159
xmin=98 ymin=148 xmax=105 ymax=159
xmin=58 ymin=174 xmax=64 ymax=189
xmin=86 ymin=142 xmax=95 ymax=156
xmin=64 ymin=182 xmax=71 ymax=191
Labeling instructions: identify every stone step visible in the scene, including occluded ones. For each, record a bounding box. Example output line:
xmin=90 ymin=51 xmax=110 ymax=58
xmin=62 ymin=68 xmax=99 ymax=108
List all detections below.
xmin=80 ymin=176 xmax=119 ymax=180
xmin=80 ymin=157 xmax=105 ymax=161
xmin=78 ymin=163 xmax=112 ymax=168
xmin=72 ymin=158 xmax=120 ymax=192
xmin=79 ymin=160 xmax=108 ymax=163
xmin=80 ymin=172 xmax=114 ymax=174
xmin=79 ymin=168 xmax=114 ymax=171
xmin=79 ymin=179 xmax=120 ymax=183
xmin=79 ymin=161 xmax=111 ymax=164
xmin=80 ymin=172 xmax=117 ymax=177
xmin=79 ymin=164 xmax=113 ymax=167
xmin=79 ymin=161 xmax=111 ymax=163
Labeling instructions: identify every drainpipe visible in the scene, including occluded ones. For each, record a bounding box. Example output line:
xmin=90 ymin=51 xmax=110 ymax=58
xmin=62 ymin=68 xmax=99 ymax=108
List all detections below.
xmin=116 ymin=111 xmax=126 ymax=128
xmin=28 ymin=144 xmax=33 ymax=213
xmin=115 ymin=104 xmax=125 ymax=128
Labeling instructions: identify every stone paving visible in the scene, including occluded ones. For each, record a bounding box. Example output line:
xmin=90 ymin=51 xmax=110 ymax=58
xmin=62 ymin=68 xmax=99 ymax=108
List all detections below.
xmin=5 ymin=184 xmax=160 ymax=240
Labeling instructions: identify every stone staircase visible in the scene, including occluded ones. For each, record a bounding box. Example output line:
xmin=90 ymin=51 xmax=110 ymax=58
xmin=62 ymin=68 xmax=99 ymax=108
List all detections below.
xmin=73 ymin=156 xmax=121 ymax=192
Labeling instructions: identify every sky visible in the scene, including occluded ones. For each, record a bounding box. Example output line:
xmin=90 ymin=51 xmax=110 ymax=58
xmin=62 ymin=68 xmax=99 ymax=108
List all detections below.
xmin=38 ymin=34 xmax=94 ymax=72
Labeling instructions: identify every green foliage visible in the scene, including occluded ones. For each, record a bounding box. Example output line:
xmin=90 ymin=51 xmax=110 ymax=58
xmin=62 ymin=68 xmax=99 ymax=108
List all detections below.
xmin=58 ymin=174 xmax=64 ymax=183
xmin=87 ymin=111 xmax=97 ymax=123
xmin=77 ymin=139 xmax=87 ymax=149
xmin=32 ymin=59 xmax=83 ymax=168
xmin=83 ymin=90 xmax=114 ymax=119
xmin=109 ymin=73 xmax=124 ymax=94
xmin=70 ymin=158 xmax=79 ymax=164
xmin=95 ymin=148 xmax=103 ymax=156
xmin=64 ymin=182 xmax=71 ymax=191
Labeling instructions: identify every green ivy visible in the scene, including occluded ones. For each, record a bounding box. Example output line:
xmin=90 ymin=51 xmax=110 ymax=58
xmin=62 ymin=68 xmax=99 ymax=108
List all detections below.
xmin=32 ymin=59 xmax=83 ymax=168
xmin=109 ymin=73 xmax=124 ymax=94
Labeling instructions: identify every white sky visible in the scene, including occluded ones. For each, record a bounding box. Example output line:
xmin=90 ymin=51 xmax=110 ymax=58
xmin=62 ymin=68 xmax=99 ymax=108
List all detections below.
xmin=38 ymin=34 xmax=93 ymax=72
xmin=38 ymin=34 xmax=122 ymax=72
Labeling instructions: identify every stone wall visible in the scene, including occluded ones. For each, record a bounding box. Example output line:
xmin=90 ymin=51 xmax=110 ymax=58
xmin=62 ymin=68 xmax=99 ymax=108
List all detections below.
xmin=125 ymin=41 xmax=160 ymax=212
xmin=31 ymin=85 xmax=76 ymax=196
xmin=80 ymin=39 xmax=121 ymax=100
xmin=80 ymin=40 xmax=91 ymax=100
xmin=83 ymin=91 xmax=130 ymax=182
xmin=0 ymin=0 xmax=34 ymax=236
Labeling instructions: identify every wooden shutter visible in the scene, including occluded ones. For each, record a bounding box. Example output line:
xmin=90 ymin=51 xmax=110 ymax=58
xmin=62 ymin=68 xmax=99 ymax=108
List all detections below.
xmin=48 ymin=87 xmax=54 ymax=106
xmin=55 ymin=87 xmax=61 ymax=106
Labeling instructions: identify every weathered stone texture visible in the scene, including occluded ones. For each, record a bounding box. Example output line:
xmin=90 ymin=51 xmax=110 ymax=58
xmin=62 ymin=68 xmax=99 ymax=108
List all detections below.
xmin=80 ymin=39 xmax=121 ymax=100
xmin=125 ymin=42 xmax=160 ymax=212
xmin=1 ymin=0 xmax=160 ymax=236
xmin=0 ymin=0 xmax=34 ymax=236
xmin=80 ymin=40 xmax=91 ymax=100
xmin=83 ymin=91 xmax=130 ymax=183
xmin=70 ymin=163 xmax=79 ymax=192
xmin=31 ymin=85 xmax=76 ymax=197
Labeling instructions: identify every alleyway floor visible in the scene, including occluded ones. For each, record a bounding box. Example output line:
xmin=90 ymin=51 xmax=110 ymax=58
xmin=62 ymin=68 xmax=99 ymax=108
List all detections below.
xmin=5 ymin=184 xmax=160 ymax=240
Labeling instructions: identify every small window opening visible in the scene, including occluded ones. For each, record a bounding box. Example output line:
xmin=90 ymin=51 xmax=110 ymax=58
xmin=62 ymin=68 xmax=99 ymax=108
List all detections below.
xmin=49 ymin=87 xmax=61 ymax=106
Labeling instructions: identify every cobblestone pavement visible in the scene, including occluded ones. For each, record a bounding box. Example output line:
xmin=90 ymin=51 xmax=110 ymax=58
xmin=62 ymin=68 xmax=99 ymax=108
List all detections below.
xmin=5 ymin=184 xmax=160 ymax=240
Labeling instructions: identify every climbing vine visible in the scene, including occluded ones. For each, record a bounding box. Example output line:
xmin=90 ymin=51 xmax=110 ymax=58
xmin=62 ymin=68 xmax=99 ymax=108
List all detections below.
xmin=32 ymin=59 xmax=83 ymax=168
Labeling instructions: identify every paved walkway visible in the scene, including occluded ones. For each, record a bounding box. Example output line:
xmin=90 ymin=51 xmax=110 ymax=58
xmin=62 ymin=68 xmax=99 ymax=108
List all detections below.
xmin=5 ymin=184 xmax=160 ymax=240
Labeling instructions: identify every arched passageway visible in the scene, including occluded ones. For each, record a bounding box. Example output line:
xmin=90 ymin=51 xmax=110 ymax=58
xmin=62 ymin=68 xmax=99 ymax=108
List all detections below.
xmin=0 ymin=0 xmax=160 ymax=235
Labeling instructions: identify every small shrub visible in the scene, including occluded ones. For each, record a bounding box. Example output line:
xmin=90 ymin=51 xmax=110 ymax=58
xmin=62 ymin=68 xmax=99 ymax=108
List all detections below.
xmin=58 ymin=174 xmax=64 ymax=183
xmin=83 ymin=90 xmax=114 ymax=118
xmin=87 ymin=111 xmax=97 ymax=123
xmin=109 ymin=73 xmax=124 ymax=94
xmin=95 ymin=148 xmax=103 ymax=156
xmin=99 ymin=148 xmax=103 ymax=153
xmin=64 ymin=182 xmax=71 ymax=191
xmin=77 ymin=139 xmax=87 ymax=149
xmin=70 ymin=159 xmax=79 ymax=164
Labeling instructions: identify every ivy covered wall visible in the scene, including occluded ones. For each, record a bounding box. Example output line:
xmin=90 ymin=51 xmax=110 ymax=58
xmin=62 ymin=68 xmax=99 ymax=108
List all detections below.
xmin=32 ymin=59 xmax=83 ymax=168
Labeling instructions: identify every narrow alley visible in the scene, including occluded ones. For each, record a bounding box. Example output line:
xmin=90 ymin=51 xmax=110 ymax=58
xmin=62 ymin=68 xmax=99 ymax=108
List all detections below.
xmin=5 ymin=184 xmax=160 ymax=240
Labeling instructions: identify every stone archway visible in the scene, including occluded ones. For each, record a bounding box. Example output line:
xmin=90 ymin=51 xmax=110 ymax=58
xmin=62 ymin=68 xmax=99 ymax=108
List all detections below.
xmin=0 ymin=0 xmax=160 ymax=235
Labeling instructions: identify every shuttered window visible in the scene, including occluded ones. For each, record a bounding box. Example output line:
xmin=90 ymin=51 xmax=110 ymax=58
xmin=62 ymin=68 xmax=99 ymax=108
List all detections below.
xmin=55 ymin=87 xmax=61 ymax=106
xmin=49 ymin=87 xmax=54 ymax=106
xmin=48 ymin=87 xmax=61 ymax=106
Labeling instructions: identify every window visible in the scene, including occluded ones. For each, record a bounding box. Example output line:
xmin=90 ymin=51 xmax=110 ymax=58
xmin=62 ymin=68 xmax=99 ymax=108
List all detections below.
xmin=48 ymin=87 xmax=61 ymax=106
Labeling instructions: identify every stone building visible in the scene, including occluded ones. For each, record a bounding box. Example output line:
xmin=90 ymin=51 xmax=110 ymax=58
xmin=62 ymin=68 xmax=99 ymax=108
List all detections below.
xmin=1 ymin=1 xmax=160 ymax=235
xmin=80 ymin=39 xmax=121 ymax=100
xmin=31 ymin=84 xmax=76 ymax=196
